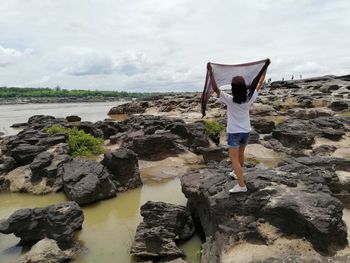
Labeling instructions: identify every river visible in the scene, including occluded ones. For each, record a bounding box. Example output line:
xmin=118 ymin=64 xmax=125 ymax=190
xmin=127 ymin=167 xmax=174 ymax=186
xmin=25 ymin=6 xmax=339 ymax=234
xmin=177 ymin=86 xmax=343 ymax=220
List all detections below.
xmin=0 ymin=101 xmax=201 ymax=263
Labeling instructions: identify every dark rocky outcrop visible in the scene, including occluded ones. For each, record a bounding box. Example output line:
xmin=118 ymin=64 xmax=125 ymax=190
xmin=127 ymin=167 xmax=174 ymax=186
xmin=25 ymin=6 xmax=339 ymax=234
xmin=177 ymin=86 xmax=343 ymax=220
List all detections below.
xmin=251 ymin=118 xmax=275 ymax=134
xmin=59 ymin=159 xmax=116 ymax=205
xmin=199 ymin=146 xmax=228 ymax=164
xmin=101 ymin=148 xmax=142 ymax=191
xmin=181 ymin=157 xmax=350 ymax=262
xmin=127 ymin=133 xmax=184 ymax=161
xmin=329 ymin=100 xmax=349 ymax=111
xmin=131 ymin=201 xmax=195 ymax=261
xmin=0 ymin=201 xmax=84 ymax=249
xmin=108 ymin=101 xmax=149 ymax=114
xmin=11 ymin=144 xmax=46 ymax=165
xmin=66 ymin=115 xmax=81 ymax=122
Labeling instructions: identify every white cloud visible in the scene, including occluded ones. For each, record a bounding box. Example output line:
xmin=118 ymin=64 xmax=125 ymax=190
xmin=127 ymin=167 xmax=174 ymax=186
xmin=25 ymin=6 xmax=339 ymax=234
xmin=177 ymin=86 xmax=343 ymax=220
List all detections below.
xmin=0 ymin=45 xmax=32 ymax=67
xmin=0 ymin=0 xmax=349 ymax=91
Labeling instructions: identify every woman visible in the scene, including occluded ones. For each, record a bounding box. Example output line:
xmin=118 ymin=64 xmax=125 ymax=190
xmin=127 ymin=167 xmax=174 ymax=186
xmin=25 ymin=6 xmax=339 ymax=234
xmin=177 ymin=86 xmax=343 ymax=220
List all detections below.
xmin=212 ymin=73 xmax=266 ymax=193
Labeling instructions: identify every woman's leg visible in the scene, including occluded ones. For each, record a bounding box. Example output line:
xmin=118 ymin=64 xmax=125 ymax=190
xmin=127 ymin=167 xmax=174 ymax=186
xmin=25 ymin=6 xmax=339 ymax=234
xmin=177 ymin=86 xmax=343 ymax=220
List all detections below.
xmin=229 ymin=148 xmax=245 ymax=187
xmin=238 ymin=145 xmax=246 ymax=167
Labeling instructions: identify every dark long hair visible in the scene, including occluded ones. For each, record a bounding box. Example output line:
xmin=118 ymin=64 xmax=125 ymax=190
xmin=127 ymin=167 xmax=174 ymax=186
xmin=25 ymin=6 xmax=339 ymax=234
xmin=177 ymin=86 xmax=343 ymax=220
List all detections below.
xmin=231 ymin=76 xmax=247 ymax=104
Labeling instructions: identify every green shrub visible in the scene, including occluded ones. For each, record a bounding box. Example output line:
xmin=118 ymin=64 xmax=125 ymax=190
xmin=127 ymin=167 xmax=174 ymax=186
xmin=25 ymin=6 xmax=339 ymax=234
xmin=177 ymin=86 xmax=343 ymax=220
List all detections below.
xmin=46 ymin=125 xmax=104 ymax=157
xmin=204 ymin=119 xmax=225 ymax=145
xmin=46 ymin=124 xmax=68 ymax=135
xmin=67 ymin=128 xmax=104 ymax=157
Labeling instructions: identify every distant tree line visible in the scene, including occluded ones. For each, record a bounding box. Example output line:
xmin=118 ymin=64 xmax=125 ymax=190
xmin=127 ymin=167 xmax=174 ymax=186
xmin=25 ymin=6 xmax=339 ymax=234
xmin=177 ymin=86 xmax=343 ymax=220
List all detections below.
xmin=0 ymin=86 xmax=164 ymax=98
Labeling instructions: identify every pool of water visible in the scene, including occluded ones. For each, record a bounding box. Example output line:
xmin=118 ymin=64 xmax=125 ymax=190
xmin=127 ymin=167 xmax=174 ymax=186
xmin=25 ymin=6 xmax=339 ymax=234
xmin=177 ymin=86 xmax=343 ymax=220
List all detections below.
xmin=0 ymin=178 xmax=201 ymax=263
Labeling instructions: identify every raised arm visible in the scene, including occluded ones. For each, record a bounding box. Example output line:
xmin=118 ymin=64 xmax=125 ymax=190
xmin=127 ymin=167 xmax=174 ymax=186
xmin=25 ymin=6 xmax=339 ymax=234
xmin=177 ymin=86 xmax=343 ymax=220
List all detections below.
xmin=207 ymin=62 xmax=221 ymax=97
xmin=256 ymin=59 xmax=270 ymax=91
xmin=256 ymin=69 xmax=267 ymax=92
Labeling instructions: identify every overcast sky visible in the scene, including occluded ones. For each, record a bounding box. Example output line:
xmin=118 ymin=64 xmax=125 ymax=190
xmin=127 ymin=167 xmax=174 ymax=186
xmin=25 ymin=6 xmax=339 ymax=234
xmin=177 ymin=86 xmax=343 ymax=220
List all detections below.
xmin=0 ymin=0 xmax=349 ymax=92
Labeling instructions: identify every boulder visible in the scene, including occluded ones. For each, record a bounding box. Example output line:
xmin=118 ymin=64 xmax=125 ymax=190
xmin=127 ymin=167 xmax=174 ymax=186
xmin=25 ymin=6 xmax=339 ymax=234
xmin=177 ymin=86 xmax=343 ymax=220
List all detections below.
xmin=329 ymin=101 xmax=349 ymax=111
xmin=199 ymin=146 xmax=228 ymax=164
xmin=0 ymin=155 xmax=16 ymax=174
xmin=71 ymin=122 xmax=104 ymax=138
xmin=130 ymin=201 xmax=195 ymax=261
xmin=181 ymin=158 xmax=349 ymax=262
xmin=59 ymin=159 xmax=116 ymax=205
xmin=66 ymin=115 xmax=81 ymax=122
xmin=11 ymin=144 xmax=46 ymax=165
xmin=101 ymin=148 xmax=142 ymax=191
xmin=15 ymin=238 xmax=70 ymax=263
xmin=94 ymin=120 xmax=119 ymax=139
xmin=251 ymin=118 xmax=275 ymax=134
xmin=140 ymin=201 xmax=195 ymax=241
xmin=108 ymin=101 xmax=149 ymax=114
xmin=311 ymin=145 xmax=337 ymax=156
xmin=0 ymin=201 xmax=84 ymax=249
xmin=29 ymin=151 xmax=54 ymax=181
xmin=128 ymin=133 xmax=184 ymax=161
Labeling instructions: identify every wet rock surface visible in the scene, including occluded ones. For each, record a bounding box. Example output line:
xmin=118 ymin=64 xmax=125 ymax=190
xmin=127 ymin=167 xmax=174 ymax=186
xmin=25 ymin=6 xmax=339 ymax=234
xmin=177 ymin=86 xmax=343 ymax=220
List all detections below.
xmin=59 ymin=159 xmax=117 ymax=205
xmin=101 ymin=148 xmax=142 ymax=191
xmin=131 ymin=201 xmax=195 ymax=261
xmin=15 ymin=238 xmax=71 ymax=263
xmin=181 ymin=156 xmax=350 ymax=262
xmin=0 ymin=201 xmax=84 ymax=249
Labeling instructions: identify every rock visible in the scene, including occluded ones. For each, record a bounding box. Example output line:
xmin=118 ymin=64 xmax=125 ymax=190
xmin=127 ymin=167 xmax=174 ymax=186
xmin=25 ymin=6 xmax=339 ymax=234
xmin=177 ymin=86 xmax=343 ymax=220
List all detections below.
xmin=131 ymin=223 xmax=184 ymax=260
xmin=0 ymin=201 xmax=84 ymax=249
xmin=311 ymin=145 xmax=337 ymax=156
xmin=15 ymin=238 xmax=70 ymax=263
xmin=329 ymin=101 xmax=349 ymax=111
xmin=30 ymin=151 xmax=54 ymax=181
xmin=71 ymin=122 xmax=104 ymax=138
xmin=94 ymin=121 xmax=119 ymax=139
xmin=251 ymin=118 xmax=275 ymax=134
xmin=3 ymin=162 xmax=64 ymax=194
xmin=140 ymin=201 xmax=195 ymax=241
xmin=250 ymin=104 xmax=276 ymax=116
xmin=66 ymin=115 xmax=81 ymax=122
xmin=128 ymin=133 xmax=184 ymax=161
xmin=101 ymin=148 xmax=142 ymax=191
xmin=59 ymin=159 xmax=116 ymax=205
xmin=272 ymin=120 xmax=315 ymax=149
xmin=11 ymin=144 xmax=46 ymax=165
xmin=249 ymin=129 xmax=260 ymax=144
xmin=0 ymin=155 xmax=16 ymax=174
xmin=199 ymin=146 xmax=228 ymax=164
xmin=130 ymin=201 xmax=195 ymax=261
xmin=181 ymin=159 xmax=348 ymax=262
xmin=108 ymin=101 xmax=149 ymax=114
xmin=10 ymin=122 xmax=28 ymax=128
xmin=289 ymin=108 xmax=334 ymax=119
xmin=320 ymin=84 xmax=340 ymax=93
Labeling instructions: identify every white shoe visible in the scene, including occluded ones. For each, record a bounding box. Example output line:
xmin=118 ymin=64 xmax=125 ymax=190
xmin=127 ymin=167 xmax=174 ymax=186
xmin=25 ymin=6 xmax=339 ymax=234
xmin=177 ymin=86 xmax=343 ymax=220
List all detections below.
xmin=228 ymin=171 xmax=237 ymax=179
xmin=229 ymin=184 xmax=247 ymax=194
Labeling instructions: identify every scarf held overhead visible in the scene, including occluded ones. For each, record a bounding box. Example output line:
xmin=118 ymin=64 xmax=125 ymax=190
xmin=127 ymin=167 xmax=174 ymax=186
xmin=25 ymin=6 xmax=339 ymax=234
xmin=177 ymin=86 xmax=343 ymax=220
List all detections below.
xmin=201 ymin=58 xmax=270 ymax=117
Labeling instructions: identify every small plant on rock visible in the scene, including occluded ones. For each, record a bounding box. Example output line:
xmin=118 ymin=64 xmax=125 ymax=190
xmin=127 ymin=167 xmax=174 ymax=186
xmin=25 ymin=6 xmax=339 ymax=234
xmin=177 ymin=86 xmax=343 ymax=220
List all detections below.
xmin=46 ymin=125 xmax=104 ymax=157
xmin=46 ymin=124 xmax=68 ymax=135
xmin=204 ymin=119 xmax=225 ymax=145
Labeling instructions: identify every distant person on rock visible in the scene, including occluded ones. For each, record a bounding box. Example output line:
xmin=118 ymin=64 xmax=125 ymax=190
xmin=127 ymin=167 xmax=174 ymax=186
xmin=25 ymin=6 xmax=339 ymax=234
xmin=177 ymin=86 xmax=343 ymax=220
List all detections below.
xmin=212 ymin=72 xmax=266 ymax=193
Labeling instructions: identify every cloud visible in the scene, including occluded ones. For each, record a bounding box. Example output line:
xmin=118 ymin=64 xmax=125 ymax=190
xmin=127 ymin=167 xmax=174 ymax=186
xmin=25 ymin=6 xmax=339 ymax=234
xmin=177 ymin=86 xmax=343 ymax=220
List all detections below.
xmin=0 ymin=0 xmax=349 ymax=91
xmin=0 ymin=45 xmax=32 ymax=67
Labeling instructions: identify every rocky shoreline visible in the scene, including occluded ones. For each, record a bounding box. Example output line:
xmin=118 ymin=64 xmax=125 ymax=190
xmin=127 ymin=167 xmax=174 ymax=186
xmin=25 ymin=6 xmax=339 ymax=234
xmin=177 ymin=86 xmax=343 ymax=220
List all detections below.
xmin=0 ymin=74 xmax=349 ymax=262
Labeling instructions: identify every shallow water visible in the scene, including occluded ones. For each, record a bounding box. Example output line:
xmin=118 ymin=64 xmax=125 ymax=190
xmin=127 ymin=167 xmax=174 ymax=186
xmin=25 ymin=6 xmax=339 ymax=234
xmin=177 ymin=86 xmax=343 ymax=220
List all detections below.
xmin=0 ymin=178 xmax=201 ymax=263
xmin=0 ymin=102 xmax=201 ymax=262
xmin=0 ymin=101 xmax=124 ymax=136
